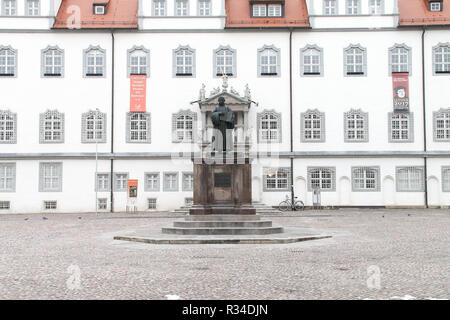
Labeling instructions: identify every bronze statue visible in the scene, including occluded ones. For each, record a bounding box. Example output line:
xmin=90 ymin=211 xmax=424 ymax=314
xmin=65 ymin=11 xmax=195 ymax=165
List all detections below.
xmin=211 ymin=96 xmax=235 ymax=152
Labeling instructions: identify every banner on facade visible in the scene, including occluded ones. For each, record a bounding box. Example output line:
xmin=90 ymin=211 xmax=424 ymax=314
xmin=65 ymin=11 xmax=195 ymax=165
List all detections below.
xmin=130 ymin=75 xmax=147 ymax=112
xmin=127 ymin=179 xmax=138 ymax=198
xmin=392 ymin=73 xmax=409 ymax=112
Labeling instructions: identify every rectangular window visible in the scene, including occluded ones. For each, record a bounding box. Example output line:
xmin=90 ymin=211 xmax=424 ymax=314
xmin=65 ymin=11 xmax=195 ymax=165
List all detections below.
xmin=163 ymin=172 xmax=179 ymax=192
xmin=344 ymin=110 xmax=368 ymax=142
xmin=323 ymin=0 xmax=337 ymax=15
xmin=175 ymin=0 xmax=188 ymax=16
xmin=396 ymin=167 xmax=424 ymax=192
xmin=0 ymin=201 xmax=10 ymax=210
xmin=260 ymin=49 xmax=278 ymax=75
xmin=352 ymin=167 xmax=380 ymax=191
xmin=85 ymin=49 xmax=104 ymax=77
xmin=114 ymin=173 xmax=128 ymax=192
xmin=434 ymin=45 xmax=450 ymax=74
xmin=198 ymin=0 xmax=210 ymax=16
xmin=391 ymin=47 xmax=410 ymax=74
xmin=302 ymin=48 xmax=321 ymax=75
xmin=148 ymin=198 xmax=157 ymax=210
xmin=0 ymin=111 xmax=16 ymax=143
xmin=39 ymin=163 xmax=62 ymax=192
xmin=40 ymin=111 xmax=64 ymax=143
xmin=430 ymin=2 xmax=442 ymax=11
xmin=216 ymin=49 xmax=234 ymax=76
xmin=0 ymin=163 xmax=15 ymax=192
xmin=43 ymin=49 xmax=63 ymax=77
xmin=369 ymin=0 xmax=383 ymax=14
xmin=3 ymin=0 xmax=16 ymax=15
xmin=97 ymin=198 xmax=107 ymax=210
xmin=389 ymin=112 xmax=413 ymax=142
xmin=345 ymin=47 xmax=365 ymax=75
xmin=27 ymin=0 xmax=40 ymax=16
xmin=96 ymin=173 xmax=110 ymax=192
xmin=268 ymin=4 xmax=282 ymax=17
xmin=174 ymin=48 xmax=194 ymax=76
xmin=127 ymin=112 xmax=150 ymax=143
xmin=252 ymin=4 xmax=266 ymax=17
xmin=301 ymin=110 xmax=325 ymax=142
xmin=94 ymin=5 xmax=105 ymax=15
xmin=264 ymin=167 xmax=291 ymax=191
xmin=442 ymin=167 xmax=450 ymax=192
xmin=0 ymin=48 xmax=16 ymax=76
xmin=346 ymin=0 xmax=359 ymax=15
xmin=182 ymin=172 xmax=193 ymax=191
xmin=308 ymin=167 xmax=336 ymax=192
xmin=153 ymin=0 xmax=165 ymax=16
xmin=44 ymin=201 xmax=57 ymax=210
xmin=434 ymin=110 xmax=450 ymax=141
xmin=145 ymin=172 xmax=160 ymax=191
xmin=82 ymin=111 xmax=106 ymax=143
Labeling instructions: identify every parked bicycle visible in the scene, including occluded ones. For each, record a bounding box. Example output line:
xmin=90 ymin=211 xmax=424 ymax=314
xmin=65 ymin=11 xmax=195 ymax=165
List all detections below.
xmin=278 ymin=194 xmax=305 ymax=211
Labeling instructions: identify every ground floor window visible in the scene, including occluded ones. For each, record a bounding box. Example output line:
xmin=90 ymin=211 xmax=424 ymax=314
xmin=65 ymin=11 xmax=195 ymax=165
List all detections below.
xmin=163 ymin=172 xmax=179 ymax=191
xmin=442 ymin=167 xmax=450 ymax=192
xmin=44 ymin=201 xmax=57 ymax=210
xmin=0 ymin=201 xmax=10 ymax=210
xmin=307 ymin=167 xmax=336 ymax=192
xmin=145 ymin=172 xmax=160 ymax=191
xmin=147 ymin=198 xmax=157 ymax=210
xmin=263 ymin=167 xmax=291 ymax=191
xmin=396 ymin=167 xmax=424 ymax=192
xmin=352 ymin=167 xmax=380 ymax=191
xmin=97 ymin=198 xmax=107 ymax=210
xmin=114 ymin=173 xmax=128 ymax=192
xmin=182 ymin=172 xmax=193 ymax=191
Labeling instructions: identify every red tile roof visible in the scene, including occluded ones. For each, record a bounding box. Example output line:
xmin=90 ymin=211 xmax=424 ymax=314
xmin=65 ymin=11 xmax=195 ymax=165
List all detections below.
xmin=226 ymin=0 xmax=310 ymax=28
xmin=399 ymin=0 xmax=450 ymax=26
xmin=53 ymin=0 xmax=138 ymax=29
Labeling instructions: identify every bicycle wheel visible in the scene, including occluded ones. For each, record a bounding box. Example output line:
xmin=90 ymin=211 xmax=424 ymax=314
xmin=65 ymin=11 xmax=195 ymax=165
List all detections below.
xmin=278 ymin=201 xmax=290 ymax=212
xmin=294 ymin=201 xmax=305 ymax=211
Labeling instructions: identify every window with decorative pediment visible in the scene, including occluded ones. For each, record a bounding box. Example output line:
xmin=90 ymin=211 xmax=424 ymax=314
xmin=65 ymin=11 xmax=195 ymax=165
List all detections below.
xmin=301 ymin=45 xmax=323 ymax=76
xmin=389 ymin=44 xmax=412 ymax=75
xmin=128 ymin=46 xmax=150 ymax=77
xmin=433 ymin=108 xmax=450 ymax=142
xmin=433 ymin=43 xmax=450 ymax=75
xmin=172 ymin=110 xmax=197 ymax=143
xmin=173 ymin=46 xmax=196 ymax=77
xmin=81 ymin=110 xmax=106 ymax=143
xmin=344 ymin=109 xmax=368 ymax=143
xmin=39 ymin=110 xmax=64 ymax=144
xmin=301 ymin=109 xmax=325 ymax=143
xmin=84 ymin=46 xmax=105 ymax=77
xmin=0 ymin=110 xmax=17 ymax=144
xmin=41 ymin=46 xmax=64 ymax=78
xmin=214 ymin=46 xmax=236 ymax=77
xmin=389 ymin=112 xmax=414 ymax=143
xmin=257 ymin=45 xmax=280 ymax=77
xmin=344 ymin=44 xmax=367 ymax=76
xmin=0 ymin=46 xmax=17 ymax=77
xmin=126 ymin=112 xmax=151 ymax=143
xmin=257 ymin=110 xmax=281 ymax=143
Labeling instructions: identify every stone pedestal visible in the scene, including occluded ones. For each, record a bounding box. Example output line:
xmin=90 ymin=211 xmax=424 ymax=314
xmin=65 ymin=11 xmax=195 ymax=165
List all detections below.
xmin=189 ymin=152 xmax=256 ymax=215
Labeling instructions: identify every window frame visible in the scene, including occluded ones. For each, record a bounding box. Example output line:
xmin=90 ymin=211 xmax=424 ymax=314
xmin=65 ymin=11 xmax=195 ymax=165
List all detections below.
xmin=83 ymin=45 xmax=106 ymax=78
xmin=433 ymin=42 xmax=450 ymax=75
xmin=0 ymin=45 xmax=17 ymax=77
xmin=172 ymin=110 xmax=197 ymax=143
xmin=263 ymin=167 xmax=291 ymax=192
xmin=389 ymin=44 xmax=412 ymax=76
xmin=2 ymin=0 xmax=17 ymax=16
xmin=39 ymin=162 xmax=63 ymax=193
xmin=344 ymin=109 xmax=369 ymax=143
xmin=433 ymin=108 xmax=450 ymax=142
xmin=442 ymin=166 xmax=450 ymax=192
xmin=257 ymin=110 xmax=282 ymax=144
xmin=307 ymin=167 xmax=336 ymax=192
xmin=301 ymin=109 xmax=325 ymax=143
xmin=182 ymin=172 xmax=194 ymax=192
xmin=0 ymin=110 xmax=17 ymax=144
xmin=173 ymin=45 xmax=196 ymax=78
xmin=127 ymin=45 xmax=150 ymax=78
xmin=257 ymin=45 xmax=281 ymax=77
xmin=323 ymin=0 xmax=337 ymax=15
xmin=175 ymin=0 xmax=189 ymax=16
xmin=0 ymin=162 xmax=16 ymax=193
xmin=198 ymin=0 xmax=211 ymax=16
xmin=301 ymin=44 xmax=324 ymax=77
xmin=39 ymin=110 xmax=65 ymax=144
xmin=114 ymin=173 xmax=129 ymax=192
xmin=344 ymin=44 xmax=367 ymax=77
xmin=396 ymin=166 xmax=425 ymax=192
xmin=163 ymin=172 xmax=179 ymax=192
xmin=144 ymin=172 xmax=160 ymax=192
xmin=351 ymin=166 xmax=380 ymax=192
xmin=81 ymin=110 xmax=107 ymax=144
xmin=430 ymin=1 xmax=442 ymax=12
xmin=369 ymin=0 xmax=384 ymax=15
xmin=213 ymin=45 xmax=237 ymax=78
xmin=152 ymin=0 xmax=166 ymax=16
xmin=26 ymin=0 xmax=40 ymax=16
xmin=96 ymin=172 xmax=111 ymax=192
xmin=388 ymin=112 xmax=414 ymax=143
xmin=126 ymin=112 xmax=151 ymax=144
xmin=41 ymin=45 xmax=64 ymax=78
xmin=346 ymin=0 xmax=360 ymax=15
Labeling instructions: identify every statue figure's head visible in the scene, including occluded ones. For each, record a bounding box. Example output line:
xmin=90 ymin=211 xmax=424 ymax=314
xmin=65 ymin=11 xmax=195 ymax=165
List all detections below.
xmin=218 ymin=96 xmax=225 ymax=106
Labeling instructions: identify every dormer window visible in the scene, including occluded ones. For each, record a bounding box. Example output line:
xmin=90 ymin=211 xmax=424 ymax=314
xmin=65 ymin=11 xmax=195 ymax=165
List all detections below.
xmin=94 ymin=4 xmax=106 ymax=15
xmin=430 ymin=1 xmax=443 ymax=12
xmin=251 ymin=1 xmax=283 ymax=18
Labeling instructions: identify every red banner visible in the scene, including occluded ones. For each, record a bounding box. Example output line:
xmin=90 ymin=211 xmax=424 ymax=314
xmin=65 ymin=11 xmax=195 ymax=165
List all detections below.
xmin=130 ymin=75 xmax=147 ymax=112
xmin=392 ymin=73 xmax=409 ymax=112
xmin=127 ymin=179 xmax=138 ymax=198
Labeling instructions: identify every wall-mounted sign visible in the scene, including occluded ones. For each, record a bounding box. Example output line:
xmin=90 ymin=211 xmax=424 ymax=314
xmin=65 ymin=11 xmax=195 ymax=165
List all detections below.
xmin=393 ymin=73 xmax=409 ymax=112
xmin=130 ymin=75 xmax=147 ymax=112
xmin=127 ymin=179 xmax=138 ymax=198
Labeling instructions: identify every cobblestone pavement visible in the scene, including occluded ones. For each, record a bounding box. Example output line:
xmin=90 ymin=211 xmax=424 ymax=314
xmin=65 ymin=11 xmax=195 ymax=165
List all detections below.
xmin=0 ymin=209 xmax=448 ymax=300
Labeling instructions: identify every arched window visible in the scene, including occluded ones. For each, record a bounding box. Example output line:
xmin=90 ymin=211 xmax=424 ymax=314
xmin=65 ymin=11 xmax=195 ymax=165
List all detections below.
xmin=257 ymin=110 xmax=281 ymax=143
xmin=84 ymin=46 xmax=105 ymax=77
xmin=173 ymin=46 xmax=196 ymax=77
xmin=41 ymin=46 xmax=64 ymax=77
xmin=344 ymin=109 xmax=369 ymax=142
xmin=40 ymin=110 xmax=64 ymax=143
xmin=0 ymin=46 xmax=17 ymax=77
xmin=172 ymin=110 xmax=197 ymax=143
xmin=127 ymin=46 xmax=150 ymax=77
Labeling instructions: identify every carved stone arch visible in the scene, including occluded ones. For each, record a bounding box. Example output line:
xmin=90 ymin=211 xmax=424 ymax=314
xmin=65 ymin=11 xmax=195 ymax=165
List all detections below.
xmin=127 ymin=45 xmax=150 ymax=77
xmin=213 ymin=45 xmax=237 ymax=78
xmin=257 ymin=109 xmax=282 ymax=143
xmin=172 ymin=109 xmax=198 ymax=143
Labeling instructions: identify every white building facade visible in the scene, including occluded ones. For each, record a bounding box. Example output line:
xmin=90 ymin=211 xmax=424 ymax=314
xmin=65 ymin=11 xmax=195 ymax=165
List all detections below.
xmin=0 ymin=0 xmax=449 ymax=213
